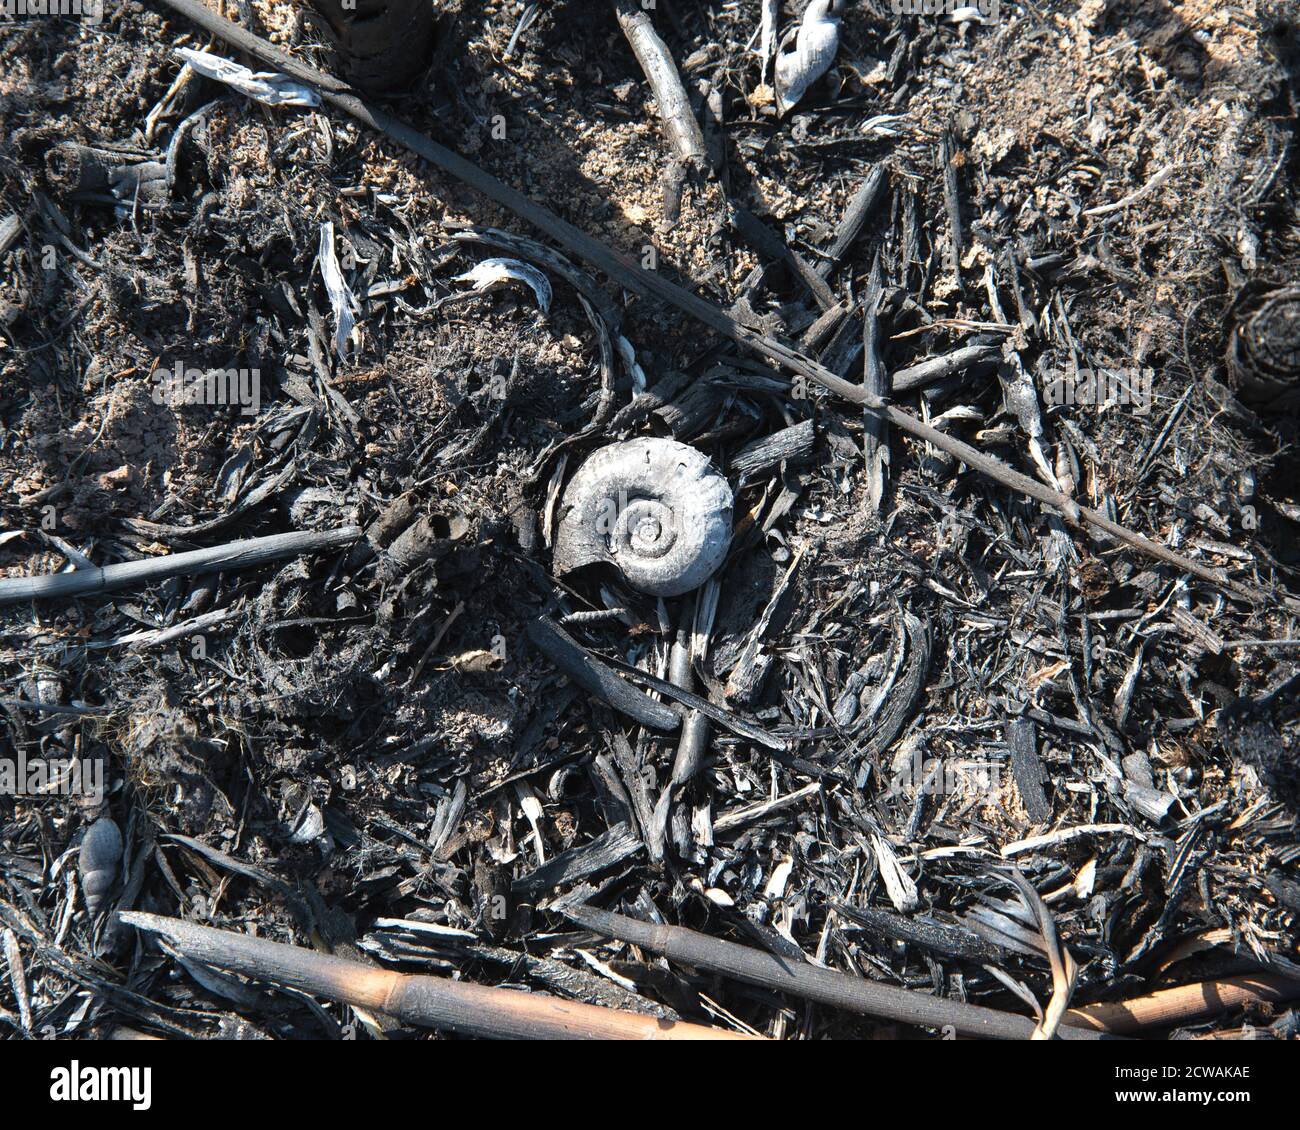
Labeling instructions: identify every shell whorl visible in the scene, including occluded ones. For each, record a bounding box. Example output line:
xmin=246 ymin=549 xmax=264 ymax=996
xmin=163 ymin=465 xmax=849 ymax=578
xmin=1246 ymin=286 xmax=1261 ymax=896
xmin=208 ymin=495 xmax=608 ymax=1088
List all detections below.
xmin=78 ymin=816 xmax=122 ymax=918
xmin=553 ymin=439 xmax=733 ymax=597
xmin=1227 ymin=285 xmax=1300 ymax=409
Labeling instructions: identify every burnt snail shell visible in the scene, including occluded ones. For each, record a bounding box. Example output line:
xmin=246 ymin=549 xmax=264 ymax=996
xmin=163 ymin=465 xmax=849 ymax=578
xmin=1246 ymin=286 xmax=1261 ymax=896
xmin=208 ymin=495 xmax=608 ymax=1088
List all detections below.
xmin=78 ymin=816 xmax=123 ymax=918
xmin=1226 ymin=284 xmax=1300 ymax=411
xmin=553 ymin=438 xmax=733 ymax=597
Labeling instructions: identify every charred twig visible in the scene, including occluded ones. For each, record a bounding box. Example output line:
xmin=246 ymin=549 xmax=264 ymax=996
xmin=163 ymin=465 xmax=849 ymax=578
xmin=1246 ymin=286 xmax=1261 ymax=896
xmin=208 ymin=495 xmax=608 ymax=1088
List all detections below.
xmin=0 ymin=526 xmax=361 ymax=607
xmin=504 ymin=0 xmax=541 ymax=60
xmin=861 ymin=254 xmax=889 ymax=513
xmin=713 ymin=781 xmax=821 ymax=835
xmin=729 ymin=205 xmax=837 ymax=310
xmin=892 ymin=343 xmax=999 ymax=393
xmin=817 ymin=165 xmax=889 ymax=279
xmin=0 ymin=700 xmax=105 ymax=717
xmin=564 ymin=905 xmax=1111 ymax=1040
xmin=85 ymin=607 xmax=238 ymax=651
xmin=524 ymin=616 xmax=681 ymax=732
xmin=612 ymin=0 xmax=707 ymax=222
xmin=610 ymin=659 xmax=788 ymax=754
xmin=146 ymin=0 xmax=1292 ymax=612
xmin=801 ymin=300 xmax=849 ymax=351
xmin=612 ymin=0 xmax=707 ymax=172
xmin=1084 ymin=162 xmax=1176 ymax=218
xmin=119 ymin=912 xmax=750 ymax=1040
xmin=833 ymin=903 xmax=1015 ymax=965
xmin=938 ymin=127 xmax=963 ymax=285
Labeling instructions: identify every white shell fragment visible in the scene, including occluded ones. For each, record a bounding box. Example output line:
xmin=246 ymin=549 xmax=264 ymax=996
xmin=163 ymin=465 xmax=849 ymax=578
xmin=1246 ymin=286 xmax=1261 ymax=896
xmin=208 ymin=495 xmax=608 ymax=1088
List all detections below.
xmin=759 ymin=0 xmax=779 ymax=82
xmin=614 ymin=334 xmax=646 ymax=394
xmin=775 ymin=0 xmax=842 ymax=116
xmin=553 ymin=438 xmax=733 ymax=598
xmin=453 ymin=258 xmax=552 ymax=313
xmin=176 ymin=48 xmax=320 ymax=108
xmin=317 ymin=221 xmax=361 ymax=359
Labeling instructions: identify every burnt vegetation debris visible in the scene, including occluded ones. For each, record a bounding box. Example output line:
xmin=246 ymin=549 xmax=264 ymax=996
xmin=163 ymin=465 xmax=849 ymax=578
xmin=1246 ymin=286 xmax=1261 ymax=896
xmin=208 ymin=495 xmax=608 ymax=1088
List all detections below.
xmin=0 ymin=0 xmax=1298 ymax=1041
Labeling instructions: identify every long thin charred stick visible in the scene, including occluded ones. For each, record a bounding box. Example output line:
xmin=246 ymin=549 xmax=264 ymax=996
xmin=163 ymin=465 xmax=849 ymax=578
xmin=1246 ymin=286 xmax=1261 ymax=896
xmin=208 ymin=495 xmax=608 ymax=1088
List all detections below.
xmin=120 ymin=912 xmax=754 ymax=1040
xmin=564 ymin=904 xmax=1111 ymax=1040
xmin=149 ymin=0 xmax=1287 ymax=611
xmin=0 ymin=526 xmax=361 ymax=607
xmin=861 ymin=253 xmax=889 ymax=513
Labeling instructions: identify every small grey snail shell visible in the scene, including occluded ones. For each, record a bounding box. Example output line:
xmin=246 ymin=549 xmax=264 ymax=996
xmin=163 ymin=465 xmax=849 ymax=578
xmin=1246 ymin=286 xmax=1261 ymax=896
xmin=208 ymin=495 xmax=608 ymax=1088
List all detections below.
xmin=553 ymin=438 xmax=733 ymax=597
xmin=78 ymin=816 xmax=123 ymax=918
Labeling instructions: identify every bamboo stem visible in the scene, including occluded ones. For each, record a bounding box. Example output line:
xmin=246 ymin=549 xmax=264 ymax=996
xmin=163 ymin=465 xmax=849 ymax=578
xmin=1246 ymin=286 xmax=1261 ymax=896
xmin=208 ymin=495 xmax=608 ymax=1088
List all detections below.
xmin=1064 ymin=973 xmax=1300 ymax=1035
xmin=120 ymin=912 xmax=755 ymax=1040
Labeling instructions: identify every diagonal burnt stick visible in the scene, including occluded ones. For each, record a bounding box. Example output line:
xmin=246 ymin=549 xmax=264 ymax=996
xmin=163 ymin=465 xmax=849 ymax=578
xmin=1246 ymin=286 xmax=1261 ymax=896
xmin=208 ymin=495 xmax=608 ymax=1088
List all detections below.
xmin=525 ymin=615 xmax=682 ymax=732
xmin=151 ymin=0 xmax=1290 ymax=612
xmin=0 ymin=526 xmax=361 ymax=607
xmin=564 ymin=904 xmax=1113 ymax=1040
xmin=119 ymin=912 xmax=756 ymax=1040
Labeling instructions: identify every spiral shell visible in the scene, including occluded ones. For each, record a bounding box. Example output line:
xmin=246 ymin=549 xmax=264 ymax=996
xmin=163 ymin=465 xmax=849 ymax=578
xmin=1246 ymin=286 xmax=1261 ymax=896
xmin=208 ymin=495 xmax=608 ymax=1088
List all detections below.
xmin=553 ymin=438 xmax=733 ymax=597
xmin=1227 ymin=285 xmax=1300 ymax=410
xmin=78 ymin=816 xmax=122 ymax=918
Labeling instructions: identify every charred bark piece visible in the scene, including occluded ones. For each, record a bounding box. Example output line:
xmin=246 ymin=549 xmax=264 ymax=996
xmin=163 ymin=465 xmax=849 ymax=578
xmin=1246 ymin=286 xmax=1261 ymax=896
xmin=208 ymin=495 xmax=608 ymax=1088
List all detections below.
xmin=1006 ymin=716 xmax=1051 ymax=824
xmin=46 ymin=143 xmax=168 ymax=206
xmin=306 ymin=0 xmax=434 ymax=94
xmin=729 ymin=419 xmax=815 ymax=483
xmin=511 ymin=822 xmax=642 ymax=895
